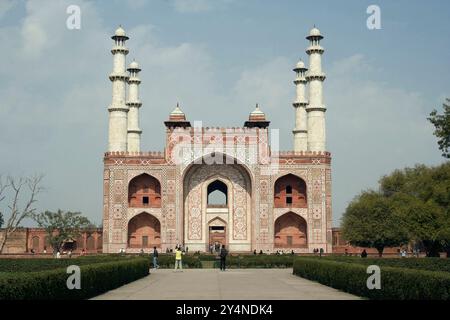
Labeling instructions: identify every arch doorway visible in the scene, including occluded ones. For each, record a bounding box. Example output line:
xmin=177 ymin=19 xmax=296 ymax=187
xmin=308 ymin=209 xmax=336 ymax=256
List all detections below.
xmin=208 ymin=218 xmax=227 ymax=253
xmin=274 ymin=212 xmax=307 ymax=248
xmin=128 ymin=212 xmax=161 ymax=248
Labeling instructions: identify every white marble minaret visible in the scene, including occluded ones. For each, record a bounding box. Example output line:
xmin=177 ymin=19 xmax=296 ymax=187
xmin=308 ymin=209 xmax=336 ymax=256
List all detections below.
xmin=108 ymin=26 xmax=129 ymax=152
xmin=305 ymin=26 xmax=327 ymax=152
xmin=126 ymin=60 xmax=142 ymax=152
xmin=292 ymin=60 xmax=308 ymax=152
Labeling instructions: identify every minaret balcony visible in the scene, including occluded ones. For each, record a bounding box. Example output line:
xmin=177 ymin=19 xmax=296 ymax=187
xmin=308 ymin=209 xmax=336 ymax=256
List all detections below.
xmin=293 ymin=78 xmax=307 ymax=85
xmin=306 ymin=45 xmax=324 ymax=54
xmin=305 ymin=73 xmax=326 ymax=81
xmin=126 ymin=101 xmax=142 ymax=108
xmin=109 ymin=72 xmax=130 ymax=81
xmin=111 ymin=46 xmax=129 ymax=54
xmin=293 ymin=101 xmax=308 ymax=107
xmin=127 ymin=77 xmax=141 ymax=84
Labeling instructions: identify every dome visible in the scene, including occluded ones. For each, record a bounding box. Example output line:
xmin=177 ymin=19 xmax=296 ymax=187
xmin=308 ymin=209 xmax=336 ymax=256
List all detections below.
xmin=294 ymin=60 xmax=307 ymax=71
xmin=309 ymin=27 xmax=321 ymax=37
xmin=295 ymin=60 xmax=305 ymax=69
xmin=168 ymin=103 xmax=187 ymax=121
xmin=171 ymin=104 xmax=185 ymax=116
xmin=115 ymin=26 xmax=126 ymax=37
xmin=249 ymin=103 xmax=266 ymax=121
xmin=129 ymin=60 xmax=140 ymax=70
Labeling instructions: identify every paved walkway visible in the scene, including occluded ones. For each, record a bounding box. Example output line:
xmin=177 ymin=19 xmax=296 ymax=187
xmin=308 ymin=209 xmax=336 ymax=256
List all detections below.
xmin=93 ymin=269 xmax=359 ymax=300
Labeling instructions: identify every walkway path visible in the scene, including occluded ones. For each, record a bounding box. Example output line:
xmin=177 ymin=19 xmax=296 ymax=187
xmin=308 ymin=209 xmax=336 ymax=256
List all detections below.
xmin=93 ymin=269 xmax=360 ymax=300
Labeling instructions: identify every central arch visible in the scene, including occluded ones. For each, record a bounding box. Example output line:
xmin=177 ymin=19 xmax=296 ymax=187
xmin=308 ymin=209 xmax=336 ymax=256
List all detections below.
xmin=182 ymin=153 xmax=253 ymax=252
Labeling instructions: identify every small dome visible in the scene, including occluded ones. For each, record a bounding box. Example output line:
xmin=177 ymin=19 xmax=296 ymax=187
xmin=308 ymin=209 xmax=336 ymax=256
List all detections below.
xmin=295 ymin=60 xmax=306 ymax=69
xmin=171 ymin=104 xmax=185 ymax=116
xmin=115 ymin=26 xmax=126 ymax=37
xmin=129 ymin=60 xmax=140 ymax=69
xmin=249 ymin=103 xmax=266 ymax=121
xmin=309 ymin=27 xmax=321 ymax=37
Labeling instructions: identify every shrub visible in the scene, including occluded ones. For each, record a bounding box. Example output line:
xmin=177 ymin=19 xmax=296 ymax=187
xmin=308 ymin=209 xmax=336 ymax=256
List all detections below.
xmin=321 ymin=256 xmax=450 ymax=273
xmin=150 ymin=254 xmax=295 ymax=269
xmin=0 ymin=257 xmax=150 ymax=300
xmin=293 ymin=258 xmax=450 ymax=300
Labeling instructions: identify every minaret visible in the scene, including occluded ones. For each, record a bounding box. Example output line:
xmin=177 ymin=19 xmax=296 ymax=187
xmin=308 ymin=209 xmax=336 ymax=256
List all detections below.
xmin=108 ymin=26 xmax=129 ymax=152
xmin=126 ymin=60 xmax=142 ymax=152
xmin=292 ymin=60 xmax=308 ymax=151
xmin=305 ymin=26 xmax=326 ymax=152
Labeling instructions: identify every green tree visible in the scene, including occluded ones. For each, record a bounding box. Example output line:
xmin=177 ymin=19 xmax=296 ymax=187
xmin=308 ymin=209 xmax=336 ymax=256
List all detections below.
xmin=380 ymin=163 xmax=450 ymax=257
xmin=32 ymin=210 xmax=92 ymax=252
xmin=428 ymin=98 xmax=450 ymax=158
xmin=341 ymin=191 xmax=408 ymax=257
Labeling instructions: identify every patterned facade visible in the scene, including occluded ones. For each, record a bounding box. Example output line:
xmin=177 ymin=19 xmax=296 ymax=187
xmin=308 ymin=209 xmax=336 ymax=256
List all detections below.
xmin=102 ymin=26 xmax=333 ymax=253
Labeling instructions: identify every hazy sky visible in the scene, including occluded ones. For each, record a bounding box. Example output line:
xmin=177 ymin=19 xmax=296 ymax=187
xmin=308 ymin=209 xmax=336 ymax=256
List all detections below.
xmin=0 ymin=0 xmax=448 ymax=227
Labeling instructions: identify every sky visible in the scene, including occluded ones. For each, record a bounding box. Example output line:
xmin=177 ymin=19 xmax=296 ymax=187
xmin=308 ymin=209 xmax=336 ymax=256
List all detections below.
xmin=0 ymin=0 xmax=448 ymax=227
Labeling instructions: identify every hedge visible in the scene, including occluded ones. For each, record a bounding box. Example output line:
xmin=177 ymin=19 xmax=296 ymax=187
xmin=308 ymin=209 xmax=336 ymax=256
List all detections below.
xmin=151 ymin=254 xmax=295 ymax=268
xmin=0 ymin=257 xmax=150 ymax=300
xmin=0 ymin=255 xmax=138 ymax=273
xmin=293 ymin=258 xmax=450 ymax=300
xmin=321 ymin=256 xmax=450 ymax=273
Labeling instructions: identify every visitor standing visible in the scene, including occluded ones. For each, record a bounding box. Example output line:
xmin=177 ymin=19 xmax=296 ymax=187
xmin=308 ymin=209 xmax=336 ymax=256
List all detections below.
xmin=319 ymin=248 xmax=324 ymax=257
xmin=56 ymin=251 xmax=61 ymax=259
xmin=153 ymin=246 xmax=159 ymax=269
xmin=174 ymin=246 xmax=183 ymax=272
xmin=361 ymin=249 xmax=368 ymax=258
xmin=219 ymin=245 xmax=228 ymax=271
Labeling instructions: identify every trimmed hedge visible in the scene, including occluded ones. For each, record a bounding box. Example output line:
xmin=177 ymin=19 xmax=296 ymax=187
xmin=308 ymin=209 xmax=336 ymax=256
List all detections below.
xmin=293 ymin=258 xmax=450 ymax=300
xmin=151 ymin=254 xmax=295 ymax=268
xmin=321 ymin=256 xmax=450 ymax=273
xmin=0 ymin=254 xmax=139 ymax=272
xmin=0 ymin=257 xmax=150 ymax=300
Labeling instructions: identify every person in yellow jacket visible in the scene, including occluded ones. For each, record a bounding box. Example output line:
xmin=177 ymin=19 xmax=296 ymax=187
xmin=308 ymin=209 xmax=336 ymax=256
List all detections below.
xmin=174 ymin=246 xmax=183 ymax=272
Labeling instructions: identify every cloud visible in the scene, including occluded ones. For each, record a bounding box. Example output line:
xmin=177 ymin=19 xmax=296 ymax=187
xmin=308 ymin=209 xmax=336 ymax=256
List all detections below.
xmin=172 ymin=0 xmax=211 ymax=13
xmin=229 ymin=53 xmax=442 ymax=225
xmin=0 ymin=0 xmax=15 ymax=19
xmin=0 ymin=1 xmax=443 ymax=228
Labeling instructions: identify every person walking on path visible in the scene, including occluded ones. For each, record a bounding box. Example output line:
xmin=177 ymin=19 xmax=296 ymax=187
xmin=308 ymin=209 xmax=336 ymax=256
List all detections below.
xmin=153 ymin=246 xmax=159 ymax=269
xmin=219 ymin=245 xmax=228 ymax=271
xmin=174 ymin=246 xmax=183 ymax=272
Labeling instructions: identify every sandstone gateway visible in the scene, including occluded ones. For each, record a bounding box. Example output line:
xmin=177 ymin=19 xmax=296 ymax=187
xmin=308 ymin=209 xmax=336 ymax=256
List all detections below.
xmin=102 ymin=26 xmax=332 ymax=254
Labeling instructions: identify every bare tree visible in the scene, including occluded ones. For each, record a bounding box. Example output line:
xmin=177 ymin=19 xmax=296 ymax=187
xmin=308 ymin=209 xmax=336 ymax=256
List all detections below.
xmin=0 ymin=174 xmax=44 ymax=254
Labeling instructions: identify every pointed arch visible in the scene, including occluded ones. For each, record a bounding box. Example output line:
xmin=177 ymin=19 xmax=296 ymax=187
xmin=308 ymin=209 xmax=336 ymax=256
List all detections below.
xmin=127 ymin=212 xmax=161 ymax=248
xmin=207 ymin=179 xmax=228 ymax=206
xmin=274 ymin=212 xmax=307 ymax=248
xmin=128 ymin=173 xmax=161 ymax=208
xmin=274 ymin=174 xmax=307 ymax=208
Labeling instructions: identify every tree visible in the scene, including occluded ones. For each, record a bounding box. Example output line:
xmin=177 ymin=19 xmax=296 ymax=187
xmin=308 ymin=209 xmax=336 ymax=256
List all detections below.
xmin=32 ymin=210 xmax=92 ymax=252
xmin=380 ymin=163 xmax=450 ymax=257
xmin=428 ymin=98 xmax=450 ymax=158
xmin=341 ymin=191 xmax=408 ymax=257
xmin=0 ymin=177 xmax=5 ymax=228
xmin=0 ymin=175 xmax=44 ymax=253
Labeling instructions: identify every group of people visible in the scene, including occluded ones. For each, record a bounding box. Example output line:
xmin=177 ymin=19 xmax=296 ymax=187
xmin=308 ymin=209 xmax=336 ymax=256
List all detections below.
xmin=151 ymin=244 xmax=229 ymax=271
xmin=312 ymin=248 xmax=324 ymax=256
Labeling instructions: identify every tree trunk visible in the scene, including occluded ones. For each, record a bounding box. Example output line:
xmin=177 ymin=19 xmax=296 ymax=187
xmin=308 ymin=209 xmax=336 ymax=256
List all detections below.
xmin=423 ymin=240 xmax=441 ymax=257
xmin=0 ymin=231 xmax=9 ymax=254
